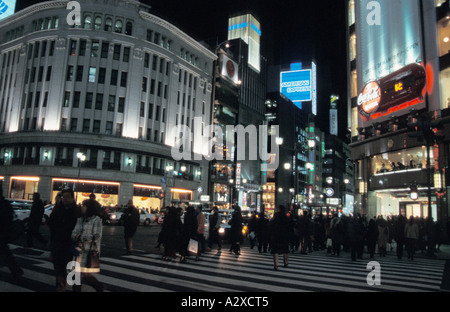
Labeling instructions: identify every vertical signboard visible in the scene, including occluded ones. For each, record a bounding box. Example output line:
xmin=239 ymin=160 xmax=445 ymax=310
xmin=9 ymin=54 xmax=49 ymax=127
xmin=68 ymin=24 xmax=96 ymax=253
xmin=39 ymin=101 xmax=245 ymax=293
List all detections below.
xmin=355 ymin=0 xmax=429 ymax=126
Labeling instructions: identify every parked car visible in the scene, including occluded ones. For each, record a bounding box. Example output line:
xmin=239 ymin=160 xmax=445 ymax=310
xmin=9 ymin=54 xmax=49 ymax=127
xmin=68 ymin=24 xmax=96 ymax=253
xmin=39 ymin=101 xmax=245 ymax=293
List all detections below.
xmin=107 ymin=207 xmax=126 ymax=225
xmin=107 ymin=207 xmax=156 ymax=226
xmin=43 ymin=204 xmax=55 ymax=224
xmin=7 ymin=199 xmax=33 ymax=222
xmin=139 ymin=209 xmax=156 ymax=226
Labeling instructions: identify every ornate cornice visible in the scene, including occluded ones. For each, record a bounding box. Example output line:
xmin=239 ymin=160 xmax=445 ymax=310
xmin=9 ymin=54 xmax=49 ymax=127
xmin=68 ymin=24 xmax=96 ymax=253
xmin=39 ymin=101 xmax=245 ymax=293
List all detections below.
xmin=138 ymin=11 xmax=217 ymax=61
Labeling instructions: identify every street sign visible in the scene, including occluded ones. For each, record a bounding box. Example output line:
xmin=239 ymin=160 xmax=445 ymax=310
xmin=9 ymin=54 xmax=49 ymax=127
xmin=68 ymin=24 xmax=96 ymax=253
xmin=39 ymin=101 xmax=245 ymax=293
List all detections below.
xmin=161 ymin=177 xmax=167 ymax=184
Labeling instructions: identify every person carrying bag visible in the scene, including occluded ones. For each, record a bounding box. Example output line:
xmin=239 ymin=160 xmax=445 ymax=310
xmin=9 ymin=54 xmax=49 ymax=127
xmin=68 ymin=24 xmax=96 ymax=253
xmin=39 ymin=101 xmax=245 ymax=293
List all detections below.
xmin=71 ymin=200 xmax=104 ymax=292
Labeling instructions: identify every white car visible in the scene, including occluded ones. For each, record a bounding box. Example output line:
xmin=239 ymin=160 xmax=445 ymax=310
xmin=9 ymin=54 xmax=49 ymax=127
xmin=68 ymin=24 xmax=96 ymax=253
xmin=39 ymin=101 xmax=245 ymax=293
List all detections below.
xmin=108 ymin=208 xmax=156 ymax=226
xmin=139 ymin=209 xmax=156 ymax=226
xmin=8 ymin=199 xmax=33 ymax=222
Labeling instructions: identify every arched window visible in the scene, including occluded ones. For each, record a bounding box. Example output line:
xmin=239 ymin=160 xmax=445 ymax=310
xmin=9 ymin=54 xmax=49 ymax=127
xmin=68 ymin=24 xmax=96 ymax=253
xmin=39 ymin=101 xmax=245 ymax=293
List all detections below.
xmin=114 ymin=20 xmax=123 ymax=33
xmin=125 ymin=21 xmax=133 ymax=36
xmin=84 ymin=16 xmax=91 ymax=29
xmin=104 ymin=18 xmax=112 ymax=31
xmin=94 ymin=16 xmax=102 ymax=30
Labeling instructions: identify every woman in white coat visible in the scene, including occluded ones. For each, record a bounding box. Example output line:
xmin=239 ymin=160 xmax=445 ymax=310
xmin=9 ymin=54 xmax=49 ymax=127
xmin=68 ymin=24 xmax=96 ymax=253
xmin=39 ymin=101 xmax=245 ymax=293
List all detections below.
xmin=71 ymin=199 xmax=104 ymax=292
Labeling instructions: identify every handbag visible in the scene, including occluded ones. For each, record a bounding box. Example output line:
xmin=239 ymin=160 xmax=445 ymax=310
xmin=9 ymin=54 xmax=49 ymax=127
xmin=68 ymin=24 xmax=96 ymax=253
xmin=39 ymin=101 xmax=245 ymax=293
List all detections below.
xmin=326 ymin=238 xmax=332 ymax=248
xmin=84 ymin=241 xmax=100 ymax=273
xmin=188 ymin=238 xmax=198 ymax=255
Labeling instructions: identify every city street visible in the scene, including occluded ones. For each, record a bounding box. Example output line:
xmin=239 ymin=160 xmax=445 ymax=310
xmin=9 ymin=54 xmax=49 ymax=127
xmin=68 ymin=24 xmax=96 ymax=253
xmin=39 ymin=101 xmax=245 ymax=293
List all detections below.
xmin=0 ymin=223 xmax=448 ymax=293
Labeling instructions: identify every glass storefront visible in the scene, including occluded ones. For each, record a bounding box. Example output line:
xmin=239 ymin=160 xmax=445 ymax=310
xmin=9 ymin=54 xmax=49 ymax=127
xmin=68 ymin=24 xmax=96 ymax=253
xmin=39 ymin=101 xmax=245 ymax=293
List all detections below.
xmin=368 ymin=145 xmax=439 ymax=220
xmin=213 ymin=183 xmax=231 ymax=209
xmin=371 ymin=146 xmax=432 ymax=175
xmin=133 ymin=184 xmax=162 ymax=212
xmin=9 ymin=176 xmax=40 ymax=200
xmin=262 ymin=183 xmax=275 ymax=217
xmin=52 ymin=178 xmax=119 ymax=206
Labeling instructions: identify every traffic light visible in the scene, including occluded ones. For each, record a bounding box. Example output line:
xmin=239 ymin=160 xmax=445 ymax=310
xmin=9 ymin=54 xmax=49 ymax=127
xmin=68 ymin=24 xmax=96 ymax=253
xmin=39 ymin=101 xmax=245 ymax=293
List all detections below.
xmin=159 ymin=190 xmax=164 ymax=199
xmin=407 ymin=113 xmax=424 ymax=142
xmin=430 ymin=119 xmax=445 ymax=139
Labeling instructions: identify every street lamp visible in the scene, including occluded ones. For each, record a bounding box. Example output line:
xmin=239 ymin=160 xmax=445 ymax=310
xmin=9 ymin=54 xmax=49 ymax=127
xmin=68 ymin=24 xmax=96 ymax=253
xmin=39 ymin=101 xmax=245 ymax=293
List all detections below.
xmin=76 ymin=152 xmax=86 ymax=202
xmin=276 ymin=137 xmax=284 ymax=146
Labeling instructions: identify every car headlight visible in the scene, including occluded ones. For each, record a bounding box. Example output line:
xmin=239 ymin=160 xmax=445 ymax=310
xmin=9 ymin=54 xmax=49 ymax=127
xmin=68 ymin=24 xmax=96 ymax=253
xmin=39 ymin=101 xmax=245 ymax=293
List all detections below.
xmin=219 ymin=228 xmax=225 ymax=234
xmin=110 ymin=215 xmax=117 ymax=220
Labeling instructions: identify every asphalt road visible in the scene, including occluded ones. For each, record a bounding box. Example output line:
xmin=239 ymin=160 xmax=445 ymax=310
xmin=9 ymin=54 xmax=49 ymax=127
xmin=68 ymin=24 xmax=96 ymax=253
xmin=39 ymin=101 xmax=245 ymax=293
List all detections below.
xmin=17 ymin=222 xmax=234 ymax=258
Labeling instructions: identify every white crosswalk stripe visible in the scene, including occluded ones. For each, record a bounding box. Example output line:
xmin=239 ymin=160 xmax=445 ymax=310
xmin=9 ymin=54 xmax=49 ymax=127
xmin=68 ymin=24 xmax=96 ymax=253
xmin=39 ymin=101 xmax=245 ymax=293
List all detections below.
xmin=0 ymin=245 xmax=446 ymax=292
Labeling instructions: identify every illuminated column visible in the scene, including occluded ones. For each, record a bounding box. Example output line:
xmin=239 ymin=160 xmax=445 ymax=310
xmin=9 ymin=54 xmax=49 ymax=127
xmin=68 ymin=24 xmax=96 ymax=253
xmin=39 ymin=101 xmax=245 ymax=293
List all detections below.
xmin=122 ymin=49 xmax=142 ymax=139
xmin=44 ymin=38 xmax=69 ymax=131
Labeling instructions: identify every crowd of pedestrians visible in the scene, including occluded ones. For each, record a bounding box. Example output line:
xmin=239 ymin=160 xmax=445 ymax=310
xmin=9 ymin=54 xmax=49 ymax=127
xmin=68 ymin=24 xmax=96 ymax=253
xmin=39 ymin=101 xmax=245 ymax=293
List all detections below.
xmin=248 ymin=206 xmax=445 ymax=264
xmin=1 ymin=188 xmax=447 ymax=290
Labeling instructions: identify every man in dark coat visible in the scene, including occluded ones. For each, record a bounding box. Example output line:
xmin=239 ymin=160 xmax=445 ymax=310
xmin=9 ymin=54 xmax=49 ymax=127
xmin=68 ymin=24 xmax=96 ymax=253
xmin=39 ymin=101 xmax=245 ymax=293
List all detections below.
xmin=256 ymin=213 xmax=270 ymax=253
xmin=48 ymin=189 xmax=79 ymax=292
xmin=269 ymin=205 xmax=290 ymax=270
xmin=26 ymin=192 xmax=48 ymax=248
xmin=207 ymin=206 xmax=222 ymax=251
xmin=348 ymin=214 xmax=365 ymax=261
xmin=0 ymin=189 xmax=24 ymax=279
xmin=122 ymin=200 xmax=140 ymax=255
xmin=394 ymin=215 xmax=406 ymax=259
xmin=229 ymin=206 xmax=243 ymax=255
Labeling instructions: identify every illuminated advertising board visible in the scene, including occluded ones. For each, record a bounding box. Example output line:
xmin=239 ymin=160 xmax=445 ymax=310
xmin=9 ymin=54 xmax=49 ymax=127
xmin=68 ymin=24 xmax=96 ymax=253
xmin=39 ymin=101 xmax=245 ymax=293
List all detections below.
xmin=220 ymin=54 xmax=239 ymax=85
xmin=355 ymin=0 xmax=429 ymax=126
xmin=280 ymin=69 xmax=312 ymax=104
xmin=0 ymin=0 xmax=16 ymax=21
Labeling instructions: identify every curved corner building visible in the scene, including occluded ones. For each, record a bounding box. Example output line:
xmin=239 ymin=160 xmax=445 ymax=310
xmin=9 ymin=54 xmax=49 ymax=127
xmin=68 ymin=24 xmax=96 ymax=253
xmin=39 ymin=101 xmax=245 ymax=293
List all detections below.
xmin=0 ymin=0 xmax=216 ymax=208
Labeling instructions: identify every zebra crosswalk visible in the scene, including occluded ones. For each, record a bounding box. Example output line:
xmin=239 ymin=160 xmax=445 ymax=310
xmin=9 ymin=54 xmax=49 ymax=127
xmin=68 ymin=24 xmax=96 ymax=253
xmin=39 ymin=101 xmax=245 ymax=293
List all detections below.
xmin=0 ymin=244 xmax=446 ymax=292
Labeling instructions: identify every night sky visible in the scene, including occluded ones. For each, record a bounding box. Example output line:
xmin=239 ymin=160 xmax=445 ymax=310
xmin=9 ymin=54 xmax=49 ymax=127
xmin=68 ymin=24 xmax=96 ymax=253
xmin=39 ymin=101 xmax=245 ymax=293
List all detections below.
xmin=15 ymin=0 xmax=349 ymax=139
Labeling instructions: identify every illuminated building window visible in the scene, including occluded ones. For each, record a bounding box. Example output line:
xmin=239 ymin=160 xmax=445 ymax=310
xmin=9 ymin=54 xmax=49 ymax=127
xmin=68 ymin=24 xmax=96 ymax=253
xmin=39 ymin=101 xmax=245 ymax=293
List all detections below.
xmin=440 ymin=67 xmax=450 ymax=109
xmin=104 ymin=18 xmax=112 ymax=31
xmin=94 ymin=16 xmax=102 ymax=30
xmin=115 ymin=19 xmax=123 ymax=33
xmin=350 ymin=70 xmax=358 ymax=98
xmin=84 ymin=16 xmax=91 ymax=29
xmin=438 ymin=16 xmax=450 ymax=56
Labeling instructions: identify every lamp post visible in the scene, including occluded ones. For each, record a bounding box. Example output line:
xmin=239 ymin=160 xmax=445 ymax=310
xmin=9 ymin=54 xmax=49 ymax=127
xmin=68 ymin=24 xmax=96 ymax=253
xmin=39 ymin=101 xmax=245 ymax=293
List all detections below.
xmin=76 ymin=152 xmax=86 ymax=203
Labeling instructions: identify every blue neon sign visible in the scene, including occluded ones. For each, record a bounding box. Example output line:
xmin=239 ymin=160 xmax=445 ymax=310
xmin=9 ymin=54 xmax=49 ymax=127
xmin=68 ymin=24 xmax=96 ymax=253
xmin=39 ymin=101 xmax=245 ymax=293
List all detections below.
xmin=280 ymin=69 xmax=312 ymax=103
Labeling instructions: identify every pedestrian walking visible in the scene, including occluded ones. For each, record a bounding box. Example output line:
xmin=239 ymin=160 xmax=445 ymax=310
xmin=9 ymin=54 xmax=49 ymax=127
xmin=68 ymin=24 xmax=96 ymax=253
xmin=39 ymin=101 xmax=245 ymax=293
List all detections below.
xmin=196 ymin=206 xmax=206 ymax=255
xmin=366 ymin=218 xmax=378 ymax=259
xmin=179 ymin=206 xmax=198 ymax=262
xmin=0 ymin=188 xmax=24 ymax=280
xmin=348 ymin=214 xmax=365 ymax=261
xmin=297 ymin=210 xmax=310 ymax=254
xmin=256 ymin=213 xmax=270 ymax=253
xmin=47 ymin=189 xmax=79 ymax=292
xmin=122 ymin=200 xmax=139 ymax=255
xmin=269 ymin=205 xmax=290 ymax=270
xmin=394 ymin=215 xmax=406 ymax=259
xmin=228 ymin=205 xmax=243 ymax=255
xmin=248 ymin=211 xmax=258 ymax=249
xmin=330 ymin=214 xmax=344 ymax=256
xmin=377 ymin=216 xmax=389 ymax=257
xmin=26 ymin=192 xmax=48 ymax=248
xmin=159 ymin=206 xmax=182 ymax=261
xmin=71 ymin=199 xmax=104 ymax=292
xmin=313 ymin=214 xmax=326 ymax=251
xmin=88 ymin=193 xmax=108 ymax=222
xmin=405 ymin=216 xmax=419 ymax=260
xmin=207 ymin=206 xmax=222 ymax=251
